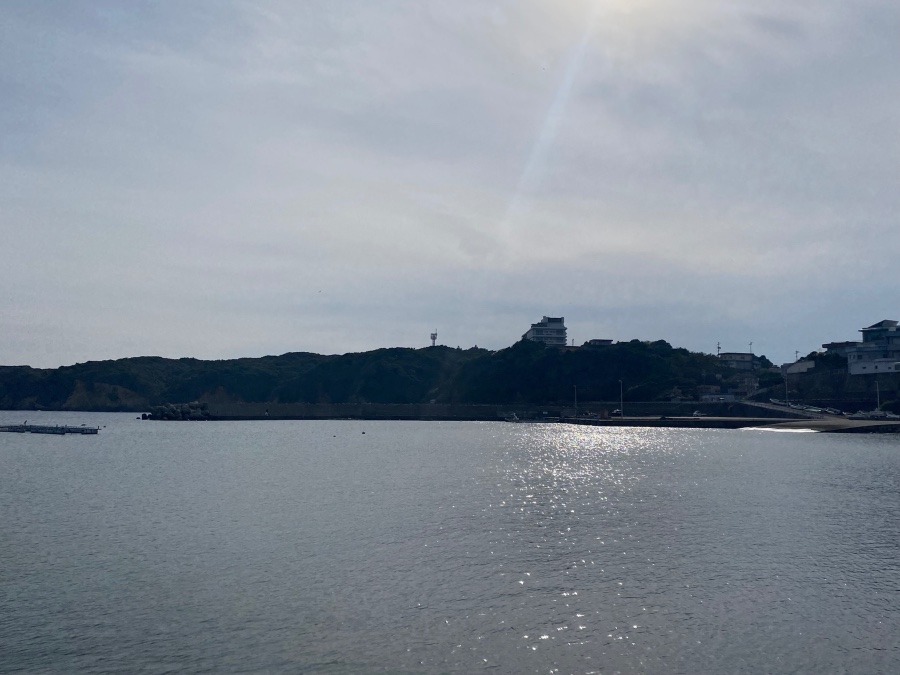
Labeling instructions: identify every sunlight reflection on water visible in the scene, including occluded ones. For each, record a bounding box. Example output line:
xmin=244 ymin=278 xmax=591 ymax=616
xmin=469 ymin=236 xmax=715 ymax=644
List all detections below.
xmin=474 ymin=425 xmax=712 ymax=667
xmin=472 ymin=423 xmax=900 ymax=673
xmin=2 ymin=418 xmax=898 ymax=673
xmin=499 ymin=424 xmax=693 ymax=516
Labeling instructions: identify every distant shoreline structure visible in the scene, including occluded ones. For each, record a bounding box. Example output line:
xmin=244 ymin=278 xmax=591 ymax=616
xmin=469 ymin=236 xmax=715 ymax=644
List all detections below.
xmin=138 ymin=401 xmax=900 ymax=433
xmin=0 ymin=423 xmax=99 ymax=435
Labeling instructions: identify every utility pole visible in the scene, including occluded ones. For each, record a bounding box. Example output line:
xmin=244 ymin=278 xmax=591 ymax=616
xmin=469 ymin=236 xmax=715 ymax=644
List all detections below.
xmin=619 ymin=379 xmax=624 ymax=418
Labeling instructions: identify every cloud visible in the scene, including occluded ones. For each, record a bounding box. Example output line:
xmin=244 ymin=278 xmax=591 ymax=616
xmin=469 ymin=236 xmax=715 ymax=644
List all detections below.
xmin=1 ymin=1 xmax=898 ymax=367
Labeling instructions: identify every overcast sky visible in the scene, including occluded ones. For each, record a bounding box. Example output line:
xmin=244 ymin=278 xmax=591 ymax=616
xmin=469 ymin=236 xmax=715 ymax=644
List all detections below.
xmin=2 ymin=0 xmax=898 ymax=368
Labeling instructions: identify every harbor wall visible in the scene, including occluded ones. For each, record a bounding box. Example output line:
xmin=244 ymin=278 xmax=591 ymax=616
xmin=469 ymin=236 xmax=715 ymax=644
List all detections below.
xmin=203 ymin=400 xmax=790 ymax=421
xmin=206 ymin=402 xmax=511 ymax=420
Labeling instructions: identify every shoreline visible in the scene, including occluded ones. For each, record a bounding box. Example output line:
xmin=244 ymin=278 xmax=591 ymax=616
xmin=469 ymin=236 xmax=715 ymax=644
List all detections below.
xmin=560 ymin=416 xmax=900 ymax=434
xmin=154 ymin=413 xmax=900 ymax=433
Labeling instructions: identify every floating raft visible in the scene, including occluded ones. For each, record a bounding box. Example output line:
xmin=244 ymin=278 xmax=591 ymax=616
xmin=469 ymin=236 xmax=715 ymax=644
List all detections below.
xmin=0 ymin=424 xmax=100 ymax=435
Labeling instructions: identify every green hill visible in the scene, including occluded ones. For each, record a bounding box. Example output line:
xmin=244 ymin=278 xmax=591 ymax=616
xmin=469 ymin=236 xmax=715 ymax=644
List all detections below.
xmin=0 ymin=340 xmax=738 ymax=412
xmin=442 ymin=339 xmax=728 ymax=404
xmin=0 ymin=347 xmax=486 ymax=411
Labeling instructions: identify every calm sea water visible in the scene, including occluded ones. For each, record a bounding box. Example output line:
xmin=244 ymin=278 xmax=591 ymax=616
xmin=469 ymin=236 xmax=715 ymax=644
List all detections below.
xmin=1 ymin=412 xmax=898 ymax=673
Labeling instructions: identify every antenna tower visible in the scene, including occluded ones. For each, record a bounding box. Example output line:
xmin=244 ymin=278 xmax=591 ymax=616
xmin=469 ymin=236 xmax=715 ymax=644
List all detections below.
xmin=430 ymin=331 xmax=438 ymax=347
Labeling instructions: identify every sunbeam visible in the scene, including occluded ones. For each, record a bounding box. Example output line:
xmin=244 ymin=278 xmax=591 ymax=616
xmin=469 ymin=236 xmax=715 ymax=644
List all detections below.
xmin=500 ymin=3 xmax=600 ymax=251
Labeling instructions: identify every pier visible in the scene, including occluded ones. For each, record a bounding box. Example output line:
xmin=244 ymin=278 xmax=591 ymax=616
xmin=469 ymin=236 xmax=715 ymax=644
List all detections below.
xmin=0 ymin=424 xmax=100 ymax=435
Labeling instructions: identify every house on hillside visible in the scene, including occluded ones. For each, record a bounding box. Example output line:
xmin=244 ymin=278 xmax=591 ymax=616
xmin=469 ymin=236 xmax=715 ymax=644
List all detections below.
xmin=523 ymin=316 xmax=567 ymax=347
xmin=719 ymin=352 xmax=755 ymax=371
xmin=846 ymin=319 xmax=900 ymax=375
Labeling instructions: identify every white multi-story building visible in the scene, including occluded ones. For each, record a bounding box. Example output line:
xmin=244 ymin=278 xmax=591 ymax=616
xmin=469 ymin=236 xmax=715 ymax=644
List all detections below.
xmin=846 ymin=319 xmax=900 ymax=375
xmin=523 ymin=316 xmax=567 ymax=347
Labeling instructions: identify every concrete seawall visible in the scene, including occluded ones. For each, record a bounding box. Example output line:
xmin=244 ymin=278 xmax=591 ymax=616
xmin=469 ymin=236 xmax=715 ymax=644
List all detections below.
xmin=206 ymin=402 xmax=514 ymax=421
xmin=204 ymin=401 xmax=800 ymax=421
xmin=199 ymin=403 xmax=900 ymax=432
xmin=563 ymin=416 xmax=900 ymax=433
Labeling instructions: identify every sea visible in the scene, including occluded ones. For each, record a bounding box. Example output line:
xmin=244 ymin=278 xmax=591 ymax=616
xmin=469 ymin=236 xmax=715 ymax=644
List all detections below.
xmin=1 ymin=411 xmax=898 ymax=674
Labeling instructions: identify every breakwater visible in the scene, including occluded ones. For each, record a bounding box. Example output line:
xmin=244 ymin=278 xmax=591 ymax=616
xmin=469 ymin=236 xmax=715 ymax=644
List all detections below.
xmin=204 ymin=402 xmax=514 ymax=421
xmin=198 ymin=400 xmax=794 ymax=421
xmin=148 ymin=401 xmax=899 ymax=432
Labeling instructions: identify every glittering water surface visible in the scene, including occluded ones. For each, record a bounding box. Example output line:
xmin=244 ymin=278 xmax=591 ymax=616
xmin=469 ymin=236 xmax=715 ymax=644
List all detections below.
xmin=1 ymin=413 xmax=898 ymax=673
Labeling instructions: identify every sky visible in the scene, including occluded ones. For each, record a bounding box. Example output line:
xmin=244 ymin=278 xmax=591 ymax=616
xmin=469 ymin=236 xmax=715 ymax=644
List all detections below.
xmin=2 ymin=0 xmax=899 ymax=368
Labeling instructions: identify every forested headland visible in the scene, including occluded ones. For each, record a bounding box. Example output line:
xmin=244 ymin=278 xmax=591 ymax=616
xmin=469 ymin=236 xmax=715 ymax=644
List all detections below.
xmin=0 ymin=340 xmax=741 ymax=412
